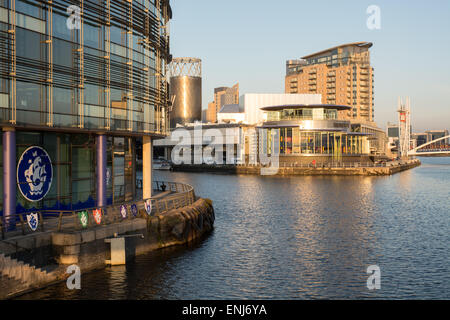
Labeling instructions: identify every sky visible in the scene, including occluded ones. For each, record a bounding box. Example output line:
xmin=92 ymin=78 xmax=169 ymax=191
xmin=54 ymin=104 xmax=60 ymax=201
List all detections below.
xmin=169 ymin=0 xmax=450 ymax=132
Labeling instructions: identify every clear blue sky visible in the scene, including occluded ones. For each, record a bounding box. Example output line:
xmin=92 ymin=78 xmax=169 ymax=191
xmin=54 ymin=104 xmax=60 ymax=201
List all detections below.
xmin=169 ymin=0 xmax=450 ymax=132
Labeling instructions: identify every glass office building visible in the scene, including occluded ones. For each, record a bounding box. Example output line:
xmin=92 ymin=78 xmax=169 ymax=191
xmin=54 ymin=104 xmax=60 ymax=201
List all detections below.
xmin=259 ymin=104 xmax=370 ymax=164
xmin=0 ymin=0 xmax=172 ymax=217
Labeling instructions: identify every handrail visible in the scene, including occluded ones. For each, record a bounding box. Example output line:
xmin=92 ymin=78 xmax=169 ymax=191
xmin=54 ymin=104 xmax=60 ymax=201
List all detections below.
xmin=0 ymin=181 xmax=196 ymax=240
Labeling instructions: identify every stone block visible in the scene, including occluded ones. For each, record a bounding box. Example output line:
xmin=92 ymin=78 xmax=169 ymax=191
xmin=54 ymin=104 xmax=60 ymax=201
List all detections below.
xmin=52 ymin=233 xmax=82 ymax=246
xmin=58 ymin=254 xmax=78 ymax=265
xmin=34 ymin=233 xmax=52 ymax=247
xmin=95 ymin=227 xmax=108 ymax=240
xmin=63 ymin=245 xmax=80 ymax=255
xmin=80 ymin=230 xmax=96 ymax=243
xmin=16 ymin=236 xmax=36 ymax=251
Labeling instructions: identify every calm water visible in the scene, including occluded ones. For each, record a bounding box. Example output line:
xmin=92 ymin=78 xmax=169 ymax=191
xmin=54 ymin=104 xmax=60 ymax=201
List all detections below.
xmin=20 ymin=158 xmax=450 ymax=299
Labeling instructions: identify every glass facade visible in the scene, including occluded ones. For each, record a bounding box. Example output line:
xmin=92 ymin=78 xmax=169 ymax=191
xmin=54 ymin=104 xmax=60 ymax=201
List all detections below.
xmin=0 ymin=132 xmax=142 ymax=214
xmin=260 ymin=106 xmax=369 ymax=161
xmin=0 ymin=0 xmax=171 ymax=134
xmin=0 ymin=1 xmax=171 ymax=215
xmin=264 ymin=128 xmax=366 ymax=156
xmin=267 ymin=108 xmax=338 ymax=121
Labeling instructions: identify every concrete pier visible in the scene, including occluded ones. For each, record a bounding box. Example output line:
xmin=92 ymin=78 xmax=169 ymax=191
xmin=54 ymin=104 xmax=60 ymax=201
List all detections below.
xmin=0 ymin=198 xmax=215 ymax=299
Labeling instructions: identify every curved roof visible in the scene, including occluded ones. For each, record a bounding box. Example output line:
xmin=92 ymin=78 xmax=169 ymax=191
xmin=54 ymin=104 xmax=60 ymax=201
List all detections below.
xmin=301 ymin=42 xmax=373 ymax=59
xmin=260 ymin=104 xmax=352 ymax=111
xmin=219 ymin=104 xmax=241 ymax=113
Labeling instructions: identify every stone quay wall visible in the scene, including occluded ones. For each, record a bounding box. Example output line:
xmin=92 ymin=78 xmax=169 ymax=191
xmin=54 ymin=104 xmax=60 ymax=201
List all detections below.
xmin=172 ymin=159 xmax=421 ymax=176
xmin=0 ymin=198 xmax=215 ymax=299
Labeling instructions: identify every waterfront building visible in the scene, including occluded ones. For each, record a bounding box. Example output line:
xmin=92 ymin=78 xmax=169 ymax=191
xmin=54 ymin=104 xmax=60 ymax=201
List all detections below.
xmin=169 ymin=58 xmax=202 ymax=128
xmin=239 ymin=93 xmax=322 ymax=125
xmin=217 ymin=104 xmax=245 ymax=124
xmin=286 ymin=42 xmax=374 ymax=123
xmin=411 ymin=133 xmax=427 ymax=148
xmin=206 ymin=102 xmax=217 ymax=123
xmin=425 ymin=130 xmax=449 ymax=145
xmin=351 ymin=122 xmax=387 ymax=156
xmin=206 ymin=83 xmax=239 ymax=123
xmin=258 ymin=104 xmax=371 ymax=164
xmin=155 ymin=93 xmax=321 ymax=164
xmin=154 ymin=123 xmax=257 ymax=166
xmin=0 ymin=1 xmax=172 ymax=221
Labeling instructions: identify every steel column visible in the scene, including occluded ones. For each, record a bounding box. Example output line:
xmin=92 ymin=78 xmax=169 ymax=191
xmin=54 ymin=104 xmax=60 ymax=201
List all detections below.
xmin=96 ymin=134 xmax=107 ymax=207
xmin=143 ymin=136 xmax=152 ymax=200
xmin=3 ymin=128 xmax=16 ymax=230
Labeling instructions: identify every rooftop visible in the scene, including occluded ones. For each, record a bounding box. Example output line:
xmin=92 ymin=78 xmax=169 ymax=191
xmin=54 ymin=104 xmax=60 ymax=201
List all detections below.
xmin=219 ymin=104 xmax=242 ymax=113
xmin=301 ymin=42 xmax=373 ymax=59
xmin=260 ymin=104 xmax=352 ymax=111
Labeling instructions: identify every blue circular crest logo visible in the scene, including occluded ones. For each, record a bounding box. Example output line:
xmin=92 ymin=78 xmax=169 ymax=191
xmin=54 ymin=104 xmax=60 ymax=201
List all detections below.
xmin=17 ymin=146 xmax=53 ymax=202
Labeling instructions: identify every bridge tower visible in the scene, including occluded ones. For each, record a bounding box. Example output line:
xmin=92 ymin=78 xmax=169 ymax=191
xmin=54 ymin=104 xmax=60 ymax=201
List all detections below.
xmin=397 ymin=97 xmax=411 ymax=159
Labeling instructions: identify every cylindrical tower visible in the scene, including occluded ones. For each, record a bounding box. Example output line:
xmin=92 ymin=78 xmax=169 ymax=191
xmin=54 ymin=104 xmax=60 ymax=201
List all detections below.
xmin=169 ymin=58 xmax=202 ymax=128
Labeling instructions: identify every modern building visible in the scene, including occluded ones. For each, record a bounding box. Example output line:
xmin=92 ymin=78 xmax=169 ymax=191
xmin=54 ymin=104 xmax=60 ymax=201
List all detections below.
xmin=169 ymin=57 xmax=202 ymax=128
xmin=0 ymin=1 xmax=172 ymax=223
xmin=425 ymin=130 xmax=449 ymax=145
xmin=351 ymin=122 xmax=387 ymax=155
xmin=206 ymin=83 xmax=239 ymax=123
xmin=387 ymin=122 xmax=414 ymax=154
xmin=411 ymin=133 xmax=427 ymax=149
xmin=239 ymin=93 xmax=322 ymax=125
xmin=258 ymin=104 xmax=371 ymax=164
xmin=206 ymin=102 xmax=216 ymax=123
xmin=387 ymin=122 xmax=400 ymax=139
xmin=157 ymin=93 xmax=323 ymax=165
xmin=286 ymin=42 xmax=374 ymax=123
xmin=154 ymin=123 xmax=257 ymax=166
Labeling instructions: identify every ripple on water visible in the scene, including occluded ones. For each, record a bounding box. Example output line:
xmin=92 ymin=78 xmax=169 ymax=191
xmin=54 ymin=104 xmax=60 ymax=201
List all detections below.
xmin=19 ymin=158 xmax=450 ymax=299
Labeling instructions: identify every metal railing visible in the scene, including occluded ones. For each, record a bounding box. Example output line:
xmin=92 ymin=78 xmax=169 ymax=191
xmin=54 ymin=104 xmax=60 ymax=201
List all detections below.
xmin=148 ymin=181 xmax=196 ymax=216
xmin=0 ymin=181 xmax=196 ymax=240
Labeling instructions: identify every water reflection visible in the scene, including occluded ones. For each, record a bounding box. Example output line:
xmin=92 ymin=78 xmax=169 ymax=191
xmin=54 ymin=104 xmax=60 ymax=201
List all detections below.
xmin=19 ymin=158 xmax=450 ymax=299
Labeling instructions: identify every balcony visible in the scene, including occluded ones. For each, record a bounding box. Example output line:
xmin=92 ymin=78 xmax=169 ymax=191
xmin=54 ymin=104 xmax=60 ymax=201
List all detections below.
xmin=308 ymin=69 xmax=317 ymax=74
xmin=308 ymin=86 xmax=316 ymax=91
xmin=360 ymin=81 xmax=369 ymax=87
xmin=308 ymin=75 xmax=316 ymax=80
xmin=360 ymin=70 xmax=369 ymax=75
xmin=309 ymin=80 xmax=317 ymax=85
xmin=326 ymin=77 xmax=335 ymax=83
xmin=326 ymin=83 xmax=335 ymax=88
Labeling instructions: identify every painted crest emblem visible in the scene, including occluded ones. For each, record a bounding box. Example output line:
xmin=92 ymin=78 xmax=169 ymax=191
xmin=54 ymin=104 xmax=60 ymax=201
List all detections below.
xmin=144 ymin=200 xmax=152 ymax=215
xmin=93 ymin=208 xmax=102 ymax=225
xmin=17 ymin=146 xmax=53 ymax=202
xmin=78 ymin=211 xmax=89 ymax=228
xmin=26 ymin=213 xmax=39 ymax=231
xmin=131 ymin=204 xmax=138 ymax=217
xmin=120 ymin=205 xmax=127 ymax=219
